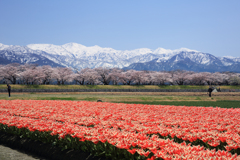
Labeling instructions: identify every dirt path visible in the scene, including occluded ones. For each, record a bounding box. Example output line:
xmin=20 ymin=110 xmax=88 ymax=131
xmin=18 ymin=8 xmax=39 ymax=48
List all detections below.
xmin=0 ymin=145 xmax=43 ymax=160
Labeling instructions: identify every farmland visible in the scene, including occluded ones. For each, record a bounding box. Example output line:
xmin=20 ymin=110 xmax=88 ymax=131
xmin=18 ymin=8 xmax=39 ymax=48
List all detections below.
xmin=0 ymin=91 xmax=240 ymax=108
xmin=0 ymin=90 xmax=240 ymax=159
xmin=1 ymin=100 xmax=240 ymax=159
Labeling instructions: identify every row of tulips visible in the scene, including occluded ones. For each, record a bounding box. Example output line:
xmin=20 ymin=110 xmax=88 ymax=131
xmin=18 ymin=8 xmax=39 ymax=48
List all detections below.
xmin=1 ymin=100 xmax=240 ymax=152
xmin=0 ymin=100 xmax=240 ymax=159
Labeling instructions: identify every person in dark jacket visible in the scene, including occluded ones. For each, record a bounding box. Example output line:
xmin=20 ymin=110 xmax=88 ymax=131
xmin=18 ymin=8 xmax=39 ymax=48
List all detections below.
xmin=208 ymin=86 xmax=213 ymax=97
xmin=7 ymin=84 xmax=11 ymax=97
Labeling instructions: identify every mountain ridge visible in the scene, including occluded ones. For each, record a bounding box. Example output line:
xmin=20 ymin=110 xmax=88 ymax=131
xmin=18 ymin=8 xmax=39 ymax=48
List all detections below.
xmin=0 ymin=43 xmax=239 ymax=72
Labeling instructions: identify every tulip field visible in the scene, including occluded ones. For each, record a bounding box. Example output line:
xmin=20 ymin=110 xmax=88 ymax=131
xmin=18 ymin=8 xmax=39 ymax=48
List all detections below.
xmin=1 ymin=100 xmax=240 ymax=159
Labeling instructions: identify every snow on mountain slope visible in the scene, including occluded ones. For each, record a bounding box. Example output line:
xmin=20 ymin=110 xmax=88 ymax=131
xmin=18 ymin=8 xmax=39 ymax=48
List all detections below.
xmin=27 ymin=43 xmax=72 ymax=56
xmin=222 ymin=56 xmax=240 ymax=63
xmin=27 ymin=43 xmax=176 ymax=68
xmin=0 ymin=43 xmax=9 ymax=50
xmin=27 ymin=43 xmax=199 ymax=59
xmin=170 ymin=51 xmax=220 ymax=65
xmin=26 ymin=43 xmax=202 ymax=68
xmin=124 ymin=51 xmax=240 ymax=72
xmin=0 ymin=42 xmax=239 ymax=72
xmin=28 ymin=43 xmax=120 ymax=58
xmin=0 ymin=43 xmax=44 ymax=55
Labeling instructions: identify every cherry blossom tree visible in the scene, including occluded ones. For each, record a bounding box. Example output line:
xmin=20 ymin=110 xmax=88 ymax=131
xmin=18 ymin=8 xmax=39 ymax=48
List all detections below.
xmin=52 ymin=67 xmax=74 ymax=85
xmin=132 ymin=71 xmax=146 ymax=85
xmin=41 ymin=65 xmax=55 ymax=84
xmin=141 ymin=71 xmax=155 ymax=85
xmin=153 ymin=72 xmax=172 ymax=85
xmin=202 ymin=72 xmax=215 ymax=85
xmin=172 ymin=70 xmax=191 ymax=85
xmin=220 ymin=72 xmax=234 ymax=85
xmin=109 ymin=68 xmax=122 ymax=85
xmin=211 ymin=72 xmax=225 ymax=85
xmin=0 ymin=64 xmax=240 ymax=86
xmin=83 ymin=68 xmax=100 ymax=85
xmin=18 ymin=64 xmax=45 ymax=84
xmin=229 ymin=73 xmax=240 ymax=85
xmin=73 ymin=68 xmax=91 ymax=85
xmin=19 ymin=68 xmax=33 ymax=84
xmin=119 ymin=70 xmax=135 ymax=85
xmin=94 ymin=67 xmax=112 ymax=85
xmin=18 ymin=64 xmax=33 ymax=84
xmin=187 ymin=72 xmax=207 ymax=85
xmin=0 ymin=63 xmax=21 ymax=84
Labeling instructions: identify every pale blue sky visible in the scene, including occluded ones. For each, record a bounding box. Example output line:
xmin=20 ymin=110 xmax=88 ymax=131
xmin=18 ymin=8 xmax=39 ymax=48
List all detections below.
xmin=0 ymin=0 xmax=239 ymax=57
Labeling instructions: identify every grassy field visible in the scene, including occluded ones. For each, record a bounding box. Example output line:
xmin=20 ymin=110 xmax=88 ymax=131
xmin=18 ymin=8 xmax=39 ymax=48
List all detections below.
xmin=1 ymin=84 xmax=240 ymax=90
xmin=1 ymin=92 xmax=240 ymax=108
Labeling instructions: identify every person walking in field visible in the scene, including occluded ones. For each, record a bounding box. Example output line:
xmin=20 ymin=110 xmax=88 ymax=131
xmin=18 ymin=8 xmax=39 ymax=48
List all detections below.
xmin=7 ymin=84 xmax=11 ymax=97
xmin=208 ymin=86 xmax=213 ymax=97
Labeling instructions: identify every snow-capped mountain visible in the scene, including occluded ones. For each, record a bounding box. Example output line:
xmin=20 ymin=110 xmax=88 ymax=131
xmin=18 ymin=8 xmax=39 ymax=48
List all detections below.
xmin=25 ymin=43 xmax=199 ymax=69
xmin=0 ymin=42 xmax=239 ymax=72
xmin=123 ymin=51 xmax=240 ymax=72
xmin=0 ymin=43 xmax=64 ymax=67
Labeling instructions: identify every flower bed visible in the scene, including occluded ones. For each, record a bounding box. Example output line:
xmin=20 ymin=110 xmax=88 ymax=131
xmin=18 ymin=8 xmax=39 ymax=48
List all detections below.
xmin=0 ymin=100 xmax=240 ymax=159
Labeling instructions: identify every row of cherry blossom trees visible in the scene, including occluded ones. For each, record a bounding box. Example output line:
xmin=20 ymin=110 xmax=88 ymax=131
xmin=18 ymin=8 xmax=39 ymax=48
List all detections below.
xmin=0 ymin=63 xmax=240 ymax=85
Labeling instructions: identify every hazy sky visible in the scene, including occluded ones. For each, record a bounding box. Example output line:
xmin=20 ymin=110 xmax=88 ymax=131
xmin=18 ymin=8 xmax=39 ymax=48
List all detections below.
xmin=0 ymin=0 xmax=239 ymax=57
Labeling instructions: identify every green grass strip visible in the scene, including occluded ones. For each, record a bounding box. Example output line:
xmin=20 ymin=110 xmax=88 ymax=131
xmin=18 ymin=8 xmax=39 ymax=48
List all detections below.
xmin=114 ymin=100 xmax=240 ymax=108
